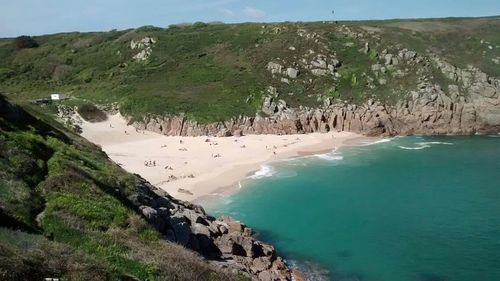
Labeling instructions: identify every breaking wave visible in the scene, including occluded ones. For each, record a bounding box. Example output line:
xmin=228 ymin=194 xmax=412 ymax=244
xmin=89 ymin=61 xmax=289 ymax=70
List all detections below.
xmin=315 ymin=153 xmax=344 ymax=161
xmin=399 ymin=140 xmax=454 ymax=150
xmin=248 ymin=165 xmax=276 ymax=179
xmin=360 ymin=138 xmax=393 ymax=146
xmin=398 ymin=145 xmax=431 ymax=150
xmin=417 ymin=141 xmax=454 ymax=145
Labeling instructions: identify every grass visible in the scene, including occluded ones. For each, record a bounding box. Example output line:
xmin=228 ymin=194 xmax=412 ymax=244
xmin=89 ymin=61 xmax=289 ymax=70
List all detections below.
xmin=0 ymin=17 xmax=498 ymax=122
xmin=0 ymin=228 xmax=113 ymax=280
xmin=0 ymin=95 xmax=244 ymax=280
xmin=362 ymin=17 xmax=500 ymax=77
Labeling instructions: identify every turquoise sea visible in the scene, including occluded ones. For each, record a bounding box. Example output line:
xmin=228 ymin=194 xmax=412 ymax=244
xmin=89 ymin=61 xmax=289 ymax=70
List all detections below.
xmin=207 ymin=136 xmax=500 ymax=281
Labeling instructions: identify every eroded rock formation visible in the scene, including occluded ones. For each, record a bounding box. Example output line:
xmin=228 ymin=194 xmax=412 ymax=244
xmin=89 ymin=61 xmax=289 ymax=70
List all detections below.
xmin=130 ymin=55 xmax=500 ymax=137
xmin=136 ymin=177 xmax=291 ymax=281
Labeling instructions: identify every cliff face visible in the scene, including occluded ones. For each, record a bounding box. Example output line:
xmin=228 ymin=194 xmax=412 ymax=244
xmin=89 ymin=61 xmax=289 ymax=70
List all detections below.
xmin=135 ymin=177 xmax=291 ymax=281
xmin=131 ymin=56 xmax=500 ymax=137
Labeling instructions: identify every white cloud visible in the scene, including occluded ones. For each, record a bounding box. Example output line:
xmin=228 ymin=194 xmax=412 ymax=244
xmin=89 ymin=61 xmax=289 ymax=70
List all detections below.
xmin=242 ymin=7 xmax=266 ymax=19
xmin=220 ymin=8 xmax=235 ymax=17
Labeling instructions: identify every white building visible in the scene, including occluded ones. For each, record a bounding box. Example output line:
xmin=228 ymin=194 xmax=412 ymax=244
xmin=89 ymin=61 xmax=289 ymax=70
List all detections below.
xmin=50 ymin=94 xmax=64 ymax=101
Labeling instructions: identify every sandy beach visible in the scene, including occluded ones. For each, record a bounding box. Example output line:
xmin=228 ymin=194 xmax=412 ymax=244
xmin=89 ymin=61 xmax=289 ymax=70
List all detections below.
xmin=80 ymin=113 xmax=367 ymax=203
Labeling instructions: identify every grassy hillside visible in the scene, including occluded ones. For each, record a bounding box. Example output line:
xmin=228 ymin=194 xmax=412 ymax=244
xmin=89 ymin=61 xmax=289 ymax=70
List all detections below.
xmin=0 ymin=17 xmax=499 ymax=123
xmin=0 ymin=96 xmax=242 ymax=280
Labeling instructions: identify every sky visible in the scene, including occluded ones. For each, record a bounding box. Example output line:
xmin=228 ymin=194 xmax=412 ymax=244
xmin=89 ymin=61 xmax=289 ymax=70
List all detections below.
xmin=1 ymin=0 xmax=499 ymax=37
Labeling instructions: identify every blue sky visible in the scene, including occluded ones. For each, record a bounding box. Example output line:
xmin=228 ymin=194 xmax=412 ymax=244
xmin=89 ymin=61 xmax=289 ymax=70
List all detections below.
xmin=1 ymin=0 xmax=499 ymax=37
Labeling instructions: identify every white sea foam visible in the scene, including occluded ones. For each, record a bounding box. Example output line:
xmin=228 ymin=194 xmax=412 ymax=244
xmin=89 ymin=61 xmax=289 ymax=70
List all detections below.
xmin=398 ymin=144 xmax=431 ymax=150
xmin=359 ymin=138 xmax=393 ymax=146
xmin=248 ymin=164 xmax=275 ymax=179
xmin=315 ymin=153 xmax=344 ymax=161
xmin=417 ymin=141 xmax=454 ymax=145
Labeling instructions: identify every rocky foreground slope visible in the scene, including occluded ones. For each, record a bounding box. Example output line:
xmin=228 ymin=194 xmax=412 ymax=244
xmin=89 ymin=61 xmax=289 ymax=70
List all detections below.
xmin=136 ymin=178 xmax=291 ymax=281
xmin=0 ymin=96 xmax=291 ymax=281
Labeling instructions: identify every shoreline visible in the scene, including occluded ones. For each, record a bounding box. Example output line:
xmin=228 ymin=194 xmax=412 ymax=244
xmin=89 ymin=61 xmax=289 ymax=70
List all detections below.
xmin=79 ymin=113 xmax=372 ymax=204
xmin=193 ymin=137 xmax=374 ymax=206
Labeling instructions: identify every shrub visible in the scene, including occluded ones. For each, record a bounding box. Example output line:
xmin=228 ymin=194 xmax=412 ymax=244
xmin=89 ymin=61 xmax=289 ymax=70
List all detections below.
xmin=0 ymin=68 xmax=15 ymax=81
xmin=45 ymin=193 xmax=129 ymax=230
xmin=14 ymin=36 xmax=39 ymax=50
xmin=76 ymin=68 xmax=94 ymax=83
xmin=368 ymin=50 xmax=379 ymax=61
xmin=72 ymin=38 xmax=94 ymax=49
xmin=193 ymin=22 xmax=208 ymax=28
xmin=77 ymin=104 xmax=107 ymax=123
xmin=32 ymin=54 xmax=65 ymax=79
xmin=52 ymin=64 xmax=73 ymax=81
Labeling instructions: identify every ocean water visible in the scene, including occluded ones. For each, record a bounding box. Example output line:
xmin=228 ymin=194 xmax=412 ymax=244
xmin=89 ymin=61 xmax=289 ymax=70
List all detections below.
xmin=207 ymin=136 xmax=500 ymax=281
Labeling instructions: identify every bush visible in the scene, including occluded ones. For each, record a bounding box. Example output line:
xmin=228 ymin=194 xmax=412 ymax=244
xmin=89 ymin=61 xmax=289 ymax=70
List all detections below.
xmin=193 ymin=22 xmax=208 ymax=28
xmin=52 ymin=64 xmax=73 ymax=81
xmin=77 ymin=104 xmax=107 ymax=123
xmin=45 ymin=193 xmax=129 ymax=230
xmin=0 ymin=68 xmax=15 ymax=81
xmin=14 ymin=36 xmax=39 ymax=50
xmin=32 ymin=54 xmax=65 ymax=79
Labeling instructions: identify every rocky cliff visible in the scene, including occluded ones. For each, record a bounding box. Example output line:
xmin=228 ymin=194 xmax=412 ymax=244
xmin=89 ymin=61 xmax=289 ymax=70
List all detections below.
xmin=125 ymin=22 xmax=499 ymax=137
xmin=135 ymin=176 xmax=292 ymax=281
xmin=131 ymin=54 xmax=500 ymax=137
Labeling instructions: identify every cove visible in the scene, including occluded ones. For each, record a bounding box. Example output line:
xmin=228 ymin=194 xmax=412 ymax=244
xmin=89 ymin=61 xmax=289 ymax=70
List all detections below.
xmin=207 ymin=136 xmax=500 ymax=281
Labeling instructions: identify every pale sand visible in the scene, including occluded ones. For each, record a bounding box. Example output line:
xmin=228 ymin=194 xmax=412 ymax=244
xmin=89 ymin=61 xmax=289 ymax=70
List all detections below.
xmin=80 ymin=114 xmax=368 ymax=203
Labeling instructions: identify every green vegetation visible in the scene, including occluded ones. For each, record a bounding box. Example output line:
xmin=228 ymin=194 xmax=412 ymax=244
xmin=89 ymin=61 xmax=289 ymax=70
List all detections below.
xmin=0 ymin=96 xmax=242 ymax=280
xmin=364 ymin=17 xmax=500 ymax=77
xmin=14 ymin=36 xmax=39 ymax=50
xmin=0 ymin=17 xmax=498 ymax=279
xmin=77 ymin=103 xmax=107 ymax=122
xmin=0 ymin=17 xmax=498 ymax=123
